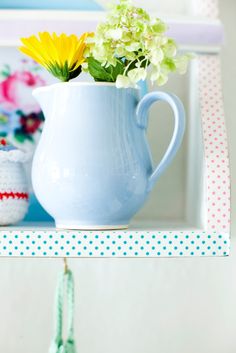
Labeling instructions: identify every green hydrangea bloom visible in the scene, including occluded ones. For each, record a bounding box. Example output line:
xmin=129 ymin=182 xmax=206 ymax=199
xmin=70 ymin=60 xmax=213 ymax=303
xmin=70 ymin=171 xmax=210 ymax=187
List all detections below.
xmin=86 ymin=0 xmax=191 ymax=88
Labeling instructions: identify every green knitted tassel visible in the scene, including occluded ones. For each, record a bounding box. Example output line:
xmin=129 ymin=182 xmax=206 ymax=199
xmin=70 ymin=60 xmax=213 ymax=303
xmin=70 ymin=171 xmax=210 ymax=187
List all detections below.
xmin=49 ymin=267 xmax=76 ymax=353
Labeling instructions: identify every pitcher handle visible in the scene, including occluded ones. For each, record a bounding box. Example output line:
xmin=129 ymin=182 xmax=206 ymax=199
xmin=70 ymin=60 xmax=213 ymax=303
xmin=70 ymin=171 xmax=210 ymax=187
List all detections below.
xmin=136 ymin=91 xmax=186 ymax=192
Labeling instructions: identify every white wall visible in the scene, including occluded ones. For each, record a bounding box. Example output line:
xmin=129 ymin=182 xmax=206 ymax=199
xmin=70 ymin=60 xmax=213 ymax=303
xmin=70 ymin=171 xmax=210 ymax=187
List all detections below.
xmin=0 ymin=1 xmax=236 ymax=353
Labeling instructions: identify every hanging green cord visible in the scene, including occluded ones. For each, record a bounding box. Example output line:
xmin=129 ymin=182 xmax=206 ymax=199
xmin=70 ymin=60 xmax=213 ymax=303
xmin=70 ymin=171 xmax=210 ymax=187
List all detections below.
xmin=49 ymin=265 xmax=76 ymax=353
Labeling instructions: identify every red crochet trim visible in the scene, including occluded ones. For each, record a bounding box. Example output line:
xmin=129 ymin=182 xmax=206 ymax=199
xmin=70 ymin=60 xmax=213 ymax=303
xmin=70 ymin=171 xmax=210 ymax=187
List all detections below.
xmin=0 ymin=192 xmax=29 ymax=201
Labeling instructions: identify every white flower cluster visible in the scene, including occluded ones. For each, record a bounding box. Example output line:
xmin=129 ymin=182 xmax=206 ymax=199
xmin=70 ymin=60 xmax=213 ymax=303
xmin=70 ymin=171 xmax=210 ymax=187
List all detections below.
xmin=87 ymin=0 xmax=191 ymax=88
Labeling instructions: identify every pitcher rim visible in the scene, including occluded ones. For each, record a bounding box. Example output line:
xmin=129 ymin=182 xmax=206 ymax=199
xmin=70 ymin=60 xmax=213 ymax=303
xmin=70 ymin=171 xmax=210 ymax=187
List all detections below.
xmin=32 ymin=81 xmax=142 ymax=95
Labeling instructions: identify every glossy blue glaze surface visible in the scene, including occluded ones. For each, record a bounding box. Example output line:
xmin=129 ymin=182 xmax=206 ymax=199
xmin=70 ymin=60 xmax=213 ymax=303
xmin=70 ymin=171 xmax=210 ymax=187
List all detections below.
xmin=32 ymin=83 xmax=185 ymax=229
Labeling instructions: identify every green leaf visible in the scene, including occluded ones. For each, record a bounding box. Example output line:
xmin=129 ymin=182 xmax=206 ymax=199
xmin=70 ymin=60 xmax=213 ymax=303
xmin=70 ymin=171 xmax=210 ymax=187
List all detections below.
xmin=87 ymin=57 xmax=113 ymax=82
xmin=0 ymin=64 xmax=11 ymax=78
xmin=15 ymin=110 xmax=24 ymax=116
xmin=0 ymin=113 xmax=8 ymax=124
xmin=37 ymin=111 xmax=45 ymax=122
xmin=15 ymin=130 xmax=34 ymax=144
xmin=25 ymin=134 xmax=34 ymax=142
xmin=107 ymin=59 xmax=125 ymax=81
xmin=87 ymin=57 xmax=125 ymax=82
xmin=1 ymin=70 xmax=10 ymax=78
xmin=14 ymin=131 xmax=26 ymax=143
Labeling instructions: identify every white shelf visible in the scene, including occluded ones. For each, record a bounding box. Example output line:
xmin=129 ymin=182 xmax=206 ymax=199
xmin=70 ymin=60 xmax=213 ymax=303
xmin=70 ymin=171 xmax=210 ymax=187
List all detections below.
xmin=0 ymin=4 xmax=230 ymax=259
xmin=0 ymin=10 xmax=223 ymax=53
xmin=0 ymin=222 xmax=230 ymax=258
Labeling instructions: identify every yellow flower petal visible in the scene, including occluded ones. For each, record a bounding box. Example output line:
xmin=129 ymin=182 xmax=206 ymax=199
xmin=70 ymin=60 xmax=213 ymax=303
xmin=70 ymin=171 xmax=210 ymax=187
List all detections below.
xmin=19 ymin=31 xmax=90 ymax=81
xmin=19 ymin=46 xmax=44 ymax=66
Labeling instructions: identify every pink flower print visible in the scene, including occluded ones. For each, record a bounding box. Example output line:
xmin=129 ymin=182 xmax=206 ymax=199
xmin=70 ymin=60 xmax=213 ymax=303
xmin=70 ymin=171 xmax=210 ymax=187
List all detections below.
xmin=0 ymin=70 xmax=46 ymax=114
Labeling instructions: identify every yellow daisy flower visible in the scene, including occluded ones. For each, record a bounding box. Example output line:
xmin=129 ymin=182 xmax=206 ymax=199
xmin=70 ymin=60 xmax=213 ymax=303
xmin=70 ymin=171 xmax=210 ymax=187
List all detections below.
xmin=19 ymin=32 xmax=92 ymax=82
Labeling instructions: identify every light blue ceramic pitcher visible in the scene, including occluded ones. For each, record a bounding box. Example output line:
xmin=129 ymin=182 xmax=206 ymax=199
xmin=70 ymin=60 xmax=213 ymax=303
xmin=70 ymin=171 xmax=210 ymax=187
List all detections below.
xmin=32 ymin=82 xmax=185 ymax=230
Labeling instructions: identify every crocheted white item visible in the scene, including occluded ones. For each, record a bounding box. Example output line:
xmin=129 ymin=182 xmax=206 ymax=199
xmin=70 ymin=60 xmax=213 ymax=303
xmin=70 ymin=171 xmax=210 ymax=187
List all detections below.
xmin=0 ymin=159 xmax=29 ymax=226
xmin=0 ymin=149 xmax=31 ymax=163
xmin=0 ymin=199 xmax=28 ymax=225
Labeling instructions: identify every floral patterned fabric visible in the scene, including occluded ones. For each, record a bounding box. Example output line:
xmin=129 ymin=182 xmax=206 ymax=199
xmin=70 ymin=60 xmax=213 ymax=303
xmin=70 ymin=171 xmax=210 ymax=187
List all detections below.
xmin=0 ymin=57 xmax=52 ymax=221
xmin=0 ymin=60 xmax=46 ymax=148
